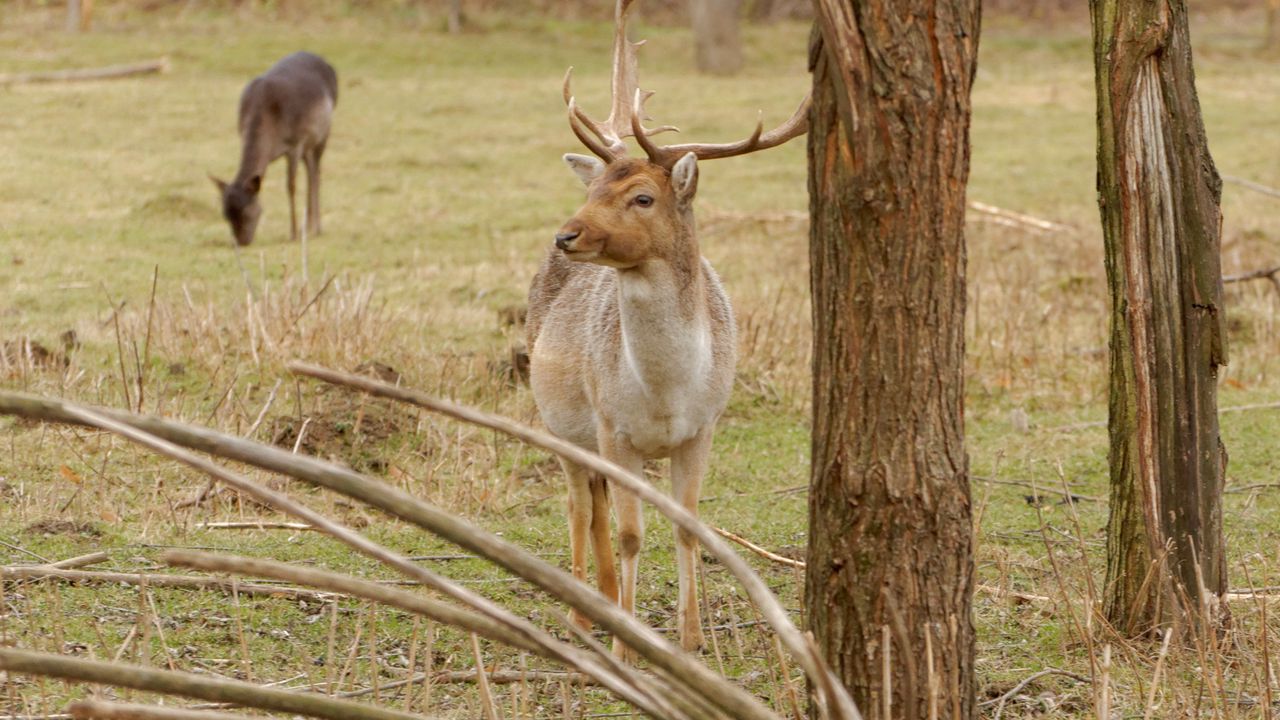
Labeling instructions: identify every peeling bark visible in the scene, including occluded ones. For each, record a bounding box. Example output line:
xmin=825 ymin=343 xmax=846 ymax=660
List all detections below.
xmin=1092 ymin=0 xmax=1228 ymax=638
xmin=806 ymin=3 xmax=980 ymax=718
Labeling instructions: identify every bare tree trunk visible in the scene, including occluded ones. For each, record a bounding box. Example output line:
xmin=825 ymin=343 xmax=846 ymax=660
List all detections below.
xmin=806 ymin=2 xmax=980 ymax=718
xmin=691 ymin=0 xmax=743 ymax=75
xmin=1092 ymin=0 xmax=1229 ymax=639
xmin=447 ymin=0 xmax=463 ymax=34
xmin=66 ymin=0 xmax=80 ymax=32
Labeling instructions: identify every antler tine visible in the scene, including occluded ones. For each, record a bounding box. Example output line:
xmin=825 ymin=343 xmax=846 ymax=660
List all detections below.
xmin=639 ymin=92 xmax=813 ymax=167
xmin=567 ymin=96 xmax=621 ymax=162
xmin=631 ymin=88 xmax=675 ymax=167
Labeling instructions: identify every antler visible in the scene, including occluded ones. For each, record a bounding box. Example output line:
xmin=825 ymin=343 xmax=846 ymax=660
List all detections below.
xmin=632 ymin=91 xmax=811 ymax=168
xmin=564 ymin=0 xmax=809 ymax=168
xmin=563 ymin=0 xmax=675 ymax=162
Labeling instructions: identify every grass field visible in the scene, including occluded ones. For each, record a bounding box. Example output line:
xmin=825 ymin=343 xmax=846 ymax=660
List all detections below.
xmin=2 ymin=2 xmax=1280 ymax=717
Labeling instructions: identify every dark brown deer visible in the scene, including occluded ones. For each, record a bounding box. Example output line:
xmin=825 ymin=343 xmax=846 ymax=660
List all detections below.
xmin=526 ymin=0 xmax=807 ymax=659
xmin=211 ymin=52 xmax=337 ymax=247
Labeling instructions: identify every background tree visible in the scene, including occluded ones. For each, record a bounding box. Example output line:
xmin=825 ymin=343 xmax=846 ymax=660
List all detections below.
xmin=1091 ymin=0 xmax=1229 ymax=637
xmin=806 ymin=2 xmax=980 ymax=718
xmin=691 ymin=0 xmax=743 ymax=75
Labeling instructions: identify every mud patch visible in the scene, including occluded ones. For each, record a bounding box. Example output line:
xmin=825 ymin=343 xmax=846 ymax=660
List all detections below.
xmin=23 ymin=519 xmax=102 ymax=537
xmin=270 ymin=362 xmax=415 ymax=470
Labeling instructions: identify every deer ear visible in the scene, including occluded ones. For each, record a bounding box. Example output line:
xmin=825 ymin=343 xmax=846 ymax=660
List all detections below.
xmin=563 ymin=154 xmax=605 ymax=186
xmin=671 ymin=152 xmax=698 ymax=205
xmin=208 ymin=173 xmax=228 ymax=195
xmin=245 ymin=175 xmax=262 ymax=194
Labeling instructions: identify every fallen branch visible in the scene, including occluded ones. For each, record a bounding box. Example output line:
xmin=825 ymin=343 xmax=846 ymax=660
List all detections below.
xmin=979 ymin=667 xmax=1090 ymax=711
xmin=0 ymin=649 xmax=432 ymax=720
xmin=1224 ymin=264 xmax=1280 ymax=298
xmin=69 ymin=700 xmax=252 ymax=720
xmin=975 ymin=583 xmax=1053 ymax=605
xmin=44 ymin=551 xmax=109 ymax=569
xmin=968 ymin=201 xmax=1072 ymax=233
xmin=194 ymin=521 xmax=315 ymax=531
xmin=1049 ymin=400 xmax=1280 ymax=432
xmin=0 ymin=58 xmax=169 ymax=86
xmin=711 ymin=526 xmax=804 ymax=569
xmin=1224 ymin=265 xmax=1280 ymax=283
xmin=0 ymin=565 xmax=334 ymax=602
xmin=1223 ymin=174 xmax=1280 ymax=200
xmin=288 ymin=362 xmax=862 ymax=720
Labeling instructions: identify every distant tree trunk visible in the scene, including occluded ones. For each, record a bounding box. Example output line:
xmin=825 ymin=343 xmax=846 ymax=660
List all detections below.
xmin=1267 ymin=0 xmax=1280 ymax=49
xmin=66 ymin=0 xmax=83 ymax=32
xmin=447 ymin=0 xmax=463 ymax=34
xmin=806 ymin=2 xmax=980 ymax=718
xmin=691 ymin=0 xmax=743 ymax=75
xmin=1091 ymin=0 xmax=1229 ymax=639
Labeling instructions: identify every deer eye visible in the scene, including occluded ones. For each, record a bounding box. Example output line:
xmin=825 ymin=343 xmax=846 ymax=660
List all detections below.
xmin=634 ymin=194 xmax=654 ymax=208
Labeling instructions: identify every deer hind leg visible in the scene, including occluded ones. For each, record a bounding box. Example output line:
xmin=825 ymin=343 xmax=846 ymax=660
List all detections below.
xmin=285 ymin=151 xmax=299 ymax=242
xmin=670 ymin=426 xmax=714 ymax=652
xmin=563 ymin=459 xmax=594 ymax=631
xmin=306 ymin=140 xmax=325 ymax=235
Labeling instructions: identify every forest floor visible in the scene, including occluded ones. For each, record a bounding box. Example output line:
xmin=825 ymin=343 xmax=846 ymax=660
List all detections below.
xmin=2 ymin=2 xmax=1279 ymax=718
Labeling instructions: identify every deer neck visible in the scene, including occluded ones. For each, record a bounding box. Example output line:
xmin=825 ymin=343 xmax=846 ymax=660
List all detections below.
xmin=234 ymin=114 xmax=276 ymax=187
xmin=614 ymin=224 xmax=711 ymax=393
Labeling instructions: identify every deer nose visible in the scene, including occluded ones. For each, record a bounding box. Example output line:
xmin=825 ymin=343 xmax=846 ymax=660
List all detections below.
xmin=554 ymin=230 xmax=581 ymax=251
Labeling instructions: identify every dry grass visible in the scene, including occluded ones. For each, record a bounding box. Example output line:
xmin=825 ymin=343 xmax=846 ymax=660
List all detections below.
xmin=2 ymin=1 xmax=1280 ymax=718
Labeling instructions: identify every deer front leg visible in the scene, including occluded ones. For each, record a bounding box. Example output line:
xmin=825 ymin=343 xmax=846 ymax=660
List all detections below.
xmin=599 ymin=432 xmax=644 ymax=662
xmin=562 ymin=459 xmax=594 ymax=631
xmin=286 ymin=151 xmax=299 ymax=242
xmin=670 ymin=426 xmax=714 ymax=652
xmin=588 ymin=474 xmax=619 ymax=607
xmin=306 ymin=141 xmax=325 ymax=235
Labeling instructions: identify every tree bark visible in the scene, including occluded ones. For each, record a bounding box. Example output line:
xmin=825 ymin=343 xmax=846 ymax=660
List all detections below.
xmin=691 ymin=0 xmax=744 ymax=75
xmin=806 ymin=2 xmax=980 ymax=719
xmin=1092 ymin=0 xmax=1229 ymax=638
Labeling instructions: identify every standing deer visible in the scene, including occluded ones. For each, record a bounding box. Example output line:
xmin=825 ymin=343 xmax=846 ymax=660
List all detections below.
xmin=526 ymin=0 xmax=807 ymax=657
xmin=211 ymin=51 xmax=337 ymax=247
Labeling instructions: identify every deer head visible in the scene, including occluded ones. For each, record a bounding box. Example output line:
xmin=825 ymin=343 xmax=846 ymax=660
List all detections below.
xmin=210 ymin=173 xmax=263 ymax=247
xmin=554 ymin=0 xmax=809 ymax=267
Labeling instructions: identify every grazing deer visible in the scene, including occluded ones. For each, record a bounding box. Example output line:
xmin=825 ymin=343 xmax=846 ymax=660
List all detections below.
xmin=211 ymin=51 xmax=337 ymax=247
xmin=526 ymin=0 xmax=808 ymax=657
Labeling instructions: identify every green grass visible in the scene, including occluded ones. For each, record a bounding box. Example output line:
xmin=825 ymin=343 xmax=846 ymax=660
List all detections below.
xmin=3 ymin=2 xmax=1280 ymax=718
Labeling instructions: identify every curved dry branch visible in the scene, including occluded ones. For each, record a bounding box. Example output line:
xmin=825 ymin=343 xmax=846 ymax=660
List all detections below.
xmin=0 ymin=649 xmax=428 ymax=720
xmin=286 ymin=363 xmax=861 ymax=720
xmin=162 ymin=550 xmax=546 ymax=659
xmin=0 ymin=565 xmax=333 ymax=602
xmin=61 ymin=405 xmax=684 ymax=720
xmin=0 ymin=392 xmax=720 ymax=720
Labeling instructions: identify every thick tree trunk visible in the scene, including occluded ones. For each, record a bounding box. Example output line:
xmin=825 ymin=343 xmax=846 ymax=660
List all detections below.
xmin=1092 ymin=0 xmax=1229 ymax=639
xmin=806 ymin=3 xmax=980 ymax=718
xmin=691 ymin=0 xmax=743 ymax=75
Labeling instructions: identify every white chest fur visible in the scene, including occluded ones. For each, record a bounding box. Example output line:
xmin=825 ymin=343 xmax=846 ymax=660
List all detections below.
xmin=607 ymin=267 xmax=724 ymax=456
